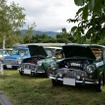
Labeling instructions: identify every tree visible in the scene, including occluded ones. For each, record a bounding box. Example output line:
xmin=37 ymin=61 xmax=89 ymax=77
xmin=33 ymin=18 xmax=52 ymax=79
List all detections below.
xmin=56 ymin=28 xmax=74 ymax=43
xmin=0 ymin=0 xmax=26 ymax=48
xmin=67 ymin=0 xmax=105 ymax=44
xmin=22 ymin=23 xmax=36 ymax=43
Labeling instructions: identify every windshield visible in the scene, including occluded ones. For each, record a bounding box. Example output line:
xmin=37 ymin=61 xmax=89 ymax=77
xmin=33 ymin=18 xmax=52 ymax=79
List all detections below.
xmin=11 ymin=49 xmax=28 ymax=56
xmin=45 ymin=49 xmax=53 ymax=57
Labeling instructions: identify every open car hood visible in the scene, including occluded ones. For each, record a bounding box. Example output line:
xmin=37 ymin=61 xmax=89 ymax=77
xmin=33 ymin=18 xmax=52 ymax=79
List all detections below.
xmin=28 ymin=45 xmax=47 ymax=57
xmin=62 ymin=45 xmax=96 ymax=60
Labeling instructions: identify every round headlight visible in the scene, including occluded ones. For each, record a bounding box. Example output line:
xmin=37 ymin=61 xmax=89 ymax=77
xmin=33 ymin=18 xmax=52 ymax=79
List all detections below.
xmin=17 ymin=58 xmax=22 ymax=64
xmin=37 ymin=61 xmax=42 ymax=66
xmin=50 ymin=62 xmax=57 ymax=70
xmin=86 ymin=65 xmax=95 ymax=73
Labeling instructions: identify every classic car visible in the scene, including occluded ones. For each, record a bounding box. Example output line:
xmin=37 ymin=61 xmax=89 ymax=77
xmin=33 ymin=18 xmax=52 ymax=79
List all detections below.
xmin=48 ymin=44 xmax=105 ymax=92
xmin=35 ymin=46 xmax=62 ymax=77
xmin=19 ymin=46 xmax=62 ymax=77
xmin=3 ymin=45 xmax=45 ymax=69
xmin=18 ymin=45 xmax=48 ymax=76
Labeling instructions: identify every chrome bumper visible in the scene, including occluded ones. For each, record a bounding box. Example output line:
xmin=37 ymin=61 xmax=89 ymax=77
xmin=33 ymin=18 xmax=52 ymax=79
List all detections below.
xmin=49 ymin=76 xmax=99 ymax=85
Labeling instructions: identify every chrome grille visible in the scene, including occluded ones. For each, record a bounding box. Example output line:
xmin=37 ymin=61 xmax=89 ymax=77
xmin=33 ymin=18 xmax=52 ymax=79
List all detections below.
xmin=37 ymin=66 xmax=43 ymax=71
xmin=3 ymin=59 xmax=17 ymax=66
xmin=21 ymin=63 xmax=37 ymax=70
xmin=65 ymin=69 xmax=87 ymax=78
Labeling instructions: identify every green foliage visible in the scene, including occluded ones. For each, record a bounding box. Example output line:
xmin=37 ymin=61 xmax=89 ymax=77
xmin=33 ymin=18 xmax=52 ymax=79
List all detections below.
xmin=56 ymin=28 xmax=74 ymax=43
xmin=22 ymin=28 xmax=75 ymax=43
xmin=68 ymin=0 xmax=105 ymax=44
xmin=0 ymin=0 xmax=26 ymax=48
xmin=98 ymin=37 xmax=105 ymax=45
xmin=22 ymin=23 xmax=36 ymax=43
xmin=23 ymin=33 xmax=56 ymax=43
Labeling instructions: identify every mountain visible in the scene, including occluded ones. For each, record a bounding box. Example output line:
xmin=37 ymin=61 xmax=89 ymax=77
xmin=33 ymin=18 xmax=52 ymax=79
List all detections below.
xmin=21 ymin=29 xmax=59 ymax=38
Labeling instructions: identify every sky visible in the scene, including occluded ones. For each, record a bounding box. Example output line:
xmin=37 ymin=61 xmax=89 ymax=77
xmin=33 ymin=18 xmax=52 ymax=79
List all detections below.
xmin=7 ymin=0 xmax=79 ymax=32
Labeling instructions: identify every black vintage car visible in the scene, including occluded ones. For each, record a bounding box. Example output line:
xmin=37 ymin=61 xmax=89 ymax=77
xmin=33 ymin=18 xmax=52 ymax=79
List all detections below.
xmin=48 ymin=44 xmax=105 ymax=92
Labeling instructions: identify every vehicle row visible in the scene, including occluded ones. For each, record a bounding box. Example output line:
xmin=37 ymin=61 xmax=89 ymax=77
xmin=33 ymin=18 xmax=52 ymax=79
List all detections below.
xmin=2 ymin=44 xmax=105 ymax=92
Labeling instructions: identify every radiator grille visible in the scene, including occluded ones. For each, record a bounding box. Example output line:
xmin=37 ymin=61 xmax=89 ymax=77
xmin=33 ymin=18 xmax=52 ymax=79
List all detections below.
xmin=3 ymin=59 xmax=18 ymax=66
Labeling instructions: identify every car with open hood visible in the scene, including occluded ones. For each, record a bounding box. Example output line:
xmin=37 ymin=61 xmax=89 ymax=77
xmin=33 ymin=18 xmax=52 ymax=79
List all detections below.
xmin=3 ymin=45 xmax=47 ymax=69
xmin=18 ymin=45 xmax=48 ymax=76
xmin=19 ymin=46 xmax=62 ymax=77
xmin=48 ymin=44 xmax=105 ymax=92
xmin=34 ymin=46 xmax=62 ymax=77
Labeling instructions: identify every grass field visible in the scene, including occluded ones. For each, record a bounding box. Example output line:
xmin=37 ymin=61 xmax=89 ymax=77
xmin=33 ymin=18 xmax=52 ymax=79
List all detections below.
xmin=0 ymin=70 xmax=105 ymax=105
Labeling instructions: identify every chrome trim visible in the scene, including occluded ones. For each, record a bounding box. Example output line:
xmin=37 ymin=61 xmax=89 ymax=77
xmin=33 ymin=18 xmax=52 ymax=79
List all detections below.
xmin=49 ymin=76 xmax=99 ymax=84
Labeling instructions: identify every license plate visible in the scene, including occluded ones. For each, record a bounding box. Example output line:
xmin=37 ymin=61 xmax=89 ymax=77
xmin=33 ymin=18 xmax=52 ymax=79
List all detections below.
xmin=37 ymin=71 xmax=43 ymax=73
xmin=24 ymin=69 xmax=31 ymax=74
xmin=63 ymin=78 xmax=75 ymax=86
xmin=6 ymin=65 xmax=12 ymax=68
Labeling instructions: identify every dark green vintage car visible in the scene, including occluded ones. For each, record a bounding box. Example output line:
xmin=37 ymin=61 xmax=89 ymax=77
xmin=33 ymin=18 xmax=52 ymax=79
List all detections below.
xmin=48 ymin=44 xmax=105 ymax=92
xmin=36 ymin=47 xmax=62 ymax=76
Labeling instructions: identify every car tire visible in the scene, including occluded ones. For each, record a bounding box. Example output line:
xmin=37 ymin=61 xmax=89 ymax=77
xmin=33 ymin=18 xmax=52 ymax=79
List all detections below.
xmin=31 ymin=72 xmax=35 ymax=77
xmin=97 ymin=74 xmax=104 ymax=92
xmin=45 ymin=69 xmax=49 ymax=78
xmin=3 ymin=65 xmax=7 ymax=69
xmin=19 ymin=71 xmax=24 ymax=75
xmin=51 ymin=79 xmax=58 ymax=86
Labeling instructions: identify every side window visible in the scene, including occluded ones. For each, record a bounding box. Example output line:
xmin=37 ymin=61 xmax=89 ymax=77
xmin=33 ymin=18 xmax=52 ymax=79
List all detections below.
xmin=45 ymin=49 xmax=53 ymax=57
xmin=92 ymin=48 xmax=102 ymax=62
xmin=19 ymin=50 xmax=27 ymax=56
xmin=55 ymin=49 xmax=62 ymax=59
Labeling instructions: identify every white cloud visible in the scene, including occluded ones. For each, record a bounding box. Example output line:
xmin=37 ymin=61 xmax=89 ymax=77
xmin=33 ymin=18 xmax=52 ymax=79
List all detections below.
xmin=7 ymin=0 xmax=79 ymax=32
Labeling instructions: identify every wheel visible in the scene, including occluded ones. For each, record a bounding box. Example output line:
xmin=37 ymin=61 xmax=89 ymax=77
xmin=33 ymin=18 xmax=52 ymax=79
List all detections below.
xmin=45 ymin=69 xmax=49 ymax=78
xmin=19 ymin=70 xmax=24 ymax=75
xmin=97 ymin=74 xmax=104 ymax=92
xmin=51 ymin=79 xmax=58 ymax=86
xmin=31 ymin=72 xmax=35 ymax=77
xmin=3 ymin=65 xmax=7 ymax=69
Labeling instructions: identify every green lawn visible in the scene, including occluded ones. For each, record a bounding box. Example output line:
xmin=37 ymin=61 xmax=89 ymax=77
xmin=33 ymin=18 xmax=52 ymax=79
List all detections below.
xmin=0 ymin=70 xmax=105 ymax=105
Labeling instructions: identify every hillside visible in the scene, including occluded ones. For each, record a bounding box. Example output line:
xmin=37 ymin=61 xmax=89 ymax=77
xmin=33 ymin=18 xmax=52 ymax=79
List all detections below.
xmin=21 ymin=29 xmax=59 ymax=38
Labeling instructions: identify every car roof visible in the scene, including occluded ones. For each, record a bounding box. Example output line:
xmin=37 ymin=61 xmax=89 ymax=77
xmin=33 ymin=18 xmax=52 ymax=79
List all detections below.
xmin=63 ymin=43 xmax=105 ymax=48
xmin=44 ymin=46 xmax=62 ymax=49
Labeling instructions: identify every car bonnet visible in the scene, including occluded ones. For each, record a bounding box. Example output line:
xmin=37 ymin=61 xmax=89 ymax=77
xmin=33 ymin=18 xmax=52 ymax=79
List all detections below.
xmin=62 ymin=44 xmax=96 ymax=60
xmin=28 ymin=45 xmax=48 ymax=57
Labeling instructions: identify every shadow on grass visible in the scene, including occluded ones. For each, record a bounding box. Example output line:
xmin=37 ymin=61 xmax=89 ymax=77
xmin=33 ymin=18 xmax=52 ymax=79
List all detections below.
xmin=1 ymin=69 xmax=105 ymax=93
xmin=49 ymin=80 xmax=104 ymax=93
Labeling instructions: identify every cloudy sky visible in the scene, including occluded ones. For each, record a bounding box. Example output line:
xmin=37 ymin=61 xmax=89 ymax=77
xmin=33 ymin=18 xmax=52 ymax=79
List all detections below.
xmin=7 ymin=0 xmax=78 ymax=32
